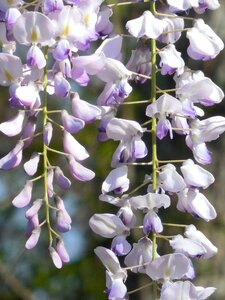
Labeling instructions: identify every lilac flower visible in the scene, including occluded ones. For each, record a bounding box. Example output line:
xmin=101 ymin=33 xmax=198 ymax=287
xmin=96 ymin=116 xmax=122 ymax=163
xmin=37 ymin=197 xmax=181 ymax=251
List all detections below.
xmin=111 ymin=235 xmax=131 ymax=256
xmin=13 ymin=11 xmax=54 ymax=46
xmin=42 ymin=0 xmax=64 ymax=14
xmin=47 ymin=169 xmax=54 ymax=198
xmin=159 ymin=44 xmax=184 ymax=75
xmin=61 ymin=110 xmax=84 ymax=134
xmin=0 ymin=110 xmax=25 ymax=137
xmin=94 ymin=246 xmax=127 ymax=299
xmin=71 ymin=92 xmax=101 ymax=123
xmin=43 ymin=122 xmax=53 ymax=146
xmin=157 ymin=11 xmax=184 ymax=44
xmin=55 ymin=196 xmax=72 ymax=233
xmin=12 ymin=180 xmax=33 ymax=208
xmin=146 ymin=94 xmax=182 ymax=140
xmin=167 ymin=0 xmax=198 ymax=11
xmin=177 ymin=188 xmax=217 ymax=221
xmin=176 ymin=68 xmax=224 ymax=106
xmin=56 ymin=237 xmax=70 ymax=263
xmin=146 ymin=253 xmax=194 ymax=281
xmin=186 ymin=116 xmax=225 ymax=164
xmin=96 ymin=5 xmax=113 ymax=36
xmin=0 ymin=140 xmax=24 ymax=170
xmin=126 ymin=45 xmax=152 ymax=83
xmin=54 ymin=72 xmax=71 ymax=98
xmin=106 ymin=117 xmax=147 ymax=167
xmin=26 ymin=45 xmax=46 ymax=69
xmin=169 ymin=234 xmax=207 ymax=258
xmin=187 ymin=19 xmax=224 ymax=60
xmin=185 ymin=224 xmax=218 ymax=259
xmin=102 ymin=166 xmax=130 ymax=194
xmin=25 ymin=226 xmax=41 ymax=250
xmin=67 ymin=155 xmax=95 ymax=182
xmin=160 ymin=281 xmax=216 ymax=300
xmin=15 ymin=84 xmax=40 ymax=108
xmin=21 ymin=116 xmax=37 ymax=148
xmin=54 ymin=166 xmax=71 ymax=190
xmin=25 ymin=198 xmax=43 ymax=219
xmin=124 ymin=237 xmax=158 ymax=273
xmin=97 ymin=79 xmax=132 ymax=106
xmin=63 ymin=131 xmax=89 ymax=161
xmin=0 ymin=53 xmax=23 ymax=86
xmin=159 ymin=164 xmax=186 ymax=193
xmin=23 ymin=152 xmax=40 ymax=176
xmin=126 ymin=11 xmax=166 ymax=39
xmin=49 ymin=247 xmax=63 ymax=269
xmin=52 ymin=39 xmax=71 ymax=61
xmin=180 ymin=159 xmax=215 ymax=189
xmin=89 ymin=213 xmax=129 ymax=238
xmin=129 ymin=192 xmax=171 ymax=211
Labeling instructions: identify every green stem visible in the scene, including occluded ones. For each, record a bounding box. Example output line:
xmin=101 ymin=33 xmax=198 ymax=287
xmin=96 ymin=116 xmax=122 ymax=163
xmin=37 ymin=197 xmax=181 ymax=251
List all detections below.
xmin=150 ymin=2 xmax=159 ymax=299
xmin=43 ymin=47 xmax=53 ymax=247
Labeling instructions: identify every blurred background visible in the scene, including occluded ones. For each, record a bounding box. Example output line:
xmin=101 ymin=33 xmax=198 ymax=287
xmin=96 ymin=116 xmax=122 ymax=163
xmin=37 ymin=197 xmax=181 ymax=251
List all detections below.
xmin=0 ymin=1 xmax=225 ymax=299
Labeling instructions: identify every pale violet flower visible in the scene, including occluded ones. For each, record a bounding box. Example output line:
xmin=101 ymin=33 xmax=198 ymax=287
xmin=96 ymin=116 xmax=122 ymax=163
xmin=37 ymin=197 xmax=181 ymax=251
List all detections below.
xmin=167 ymin=0 xmax=199 ymax=11
xmin=186 ymin=116 xmax=225 ymax=164
xmin=0 ymin=53 xmax=23 ymax=86
xmin=106 ymin=117 xmax=147 ymax=167
xmin=94 ymin=246 xmax=127 ymax=299
xmin=63 ymin=131 xmax=89 ymax=161
xmin=0 ymin=110 xmax=25 ymax=137
xmin=159 ymin=44 xmax=184 ymax=75
xmin=146 ymin=253 xmax=194 ymax=281
xmin=0 ymin=140 xmax=24 ymax=170
xmin=124 ymin=237 xmax=159 ymax=273
xmin=13 ymin=11 xmax=54 ymax=46
xmin=177 ymin=188 xmax=217 ymax=221
xmin=180 ymin=159 xmax=215 ymax=189
xmin=23 ymin=152 xmax=40 ymax=176
xmin=12 ymin=180 xmax=33 ymax=208
xmin=187 ymin=19 xmax=224 ymax=60
xmin=146 ymin=94 xmax=182 ymax=140
xmin=67 ymin=155 xmax=95 ymax=182
xmin=159 ymin=164 xmax=186 ymax=193
xmin=157 ymin=11 xmax=184 ymax=44
xmin=89 ymin=213 xmax=129 ymax=238
xmin=126 ymin=10 xmax=166 ymax=39
xmin=102 ymin=165 xmax=130 ymax=194
xmin=185 ymin=224 xmax=218 ymax=259
xmin=176 ymin=70 xmax=224 ymax=107
xmin=169 ymin=234 xmax=207 ymax=258
xmin=160 ymin=281 xmax=216 ymax=300
xmin=126 ymin=45 xmax=152 ymax=83
xmin=71 ymin=92 xmax=101 ymax=123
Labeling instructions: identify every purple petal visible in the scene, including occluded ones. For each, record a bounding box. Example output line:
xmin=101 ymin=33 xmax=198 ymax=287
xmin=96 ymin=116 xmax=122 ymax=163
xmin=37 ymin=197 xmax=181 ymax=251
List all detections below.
xmin=68 ymin=156 xmax=95 ymax=182
xmin=23 ymin=152 xmax=40 ymax=176
xmin=63 ymin=131 xmax=89 ymax=161
xmin=61 ymin=110 xmax=85 ymax=134
xmin=43 ymin=122 xmax=53 ymax=146
xmin=71 ymin=92 xmax=101 ymax=123
xmin=49 ymin=247 xmax=62 ymax=269
xmin=47 ymin=169 xmax=54 ymax=198
xmin=25 ymin=198 xmax=43 ymax=219
xmin=27 ymin=45 xmax=46 ymax=69
xmin=54 ymin=166 xmax=71 ymax=190
xmin=0 ymin=140 xmax=24 ymax=170
xmin=25 ymin=227 xmax=41 ymax=250
xmin=56 ymin=238 xmax=70 ymax=263
xmin=12 ymin=180 xmax=33 ymax=208
xmin=111 ymin=235 xmax=131 ymax=256
xmin=0 ymin=110 xmax=25 ymax=136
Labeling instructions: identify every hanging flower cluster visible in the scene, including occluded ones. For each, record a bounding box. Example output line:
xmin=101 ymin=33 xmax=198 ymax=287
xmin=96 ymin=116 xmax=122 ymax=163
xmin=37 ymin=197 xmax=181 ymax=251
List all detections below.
xmin=0 ymin=0 xmax=224 ymax=298
xmin=88 ymin=0 xmax=224 ymax=299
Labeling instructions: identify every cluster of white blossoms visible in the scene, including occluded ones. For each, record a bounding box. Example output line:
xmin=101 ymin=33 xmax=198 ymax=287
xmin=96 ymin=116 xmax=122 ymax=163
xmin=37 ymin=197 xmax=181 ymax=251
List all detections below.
xmin=0 ymin=0 xmax=224 ymax=299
